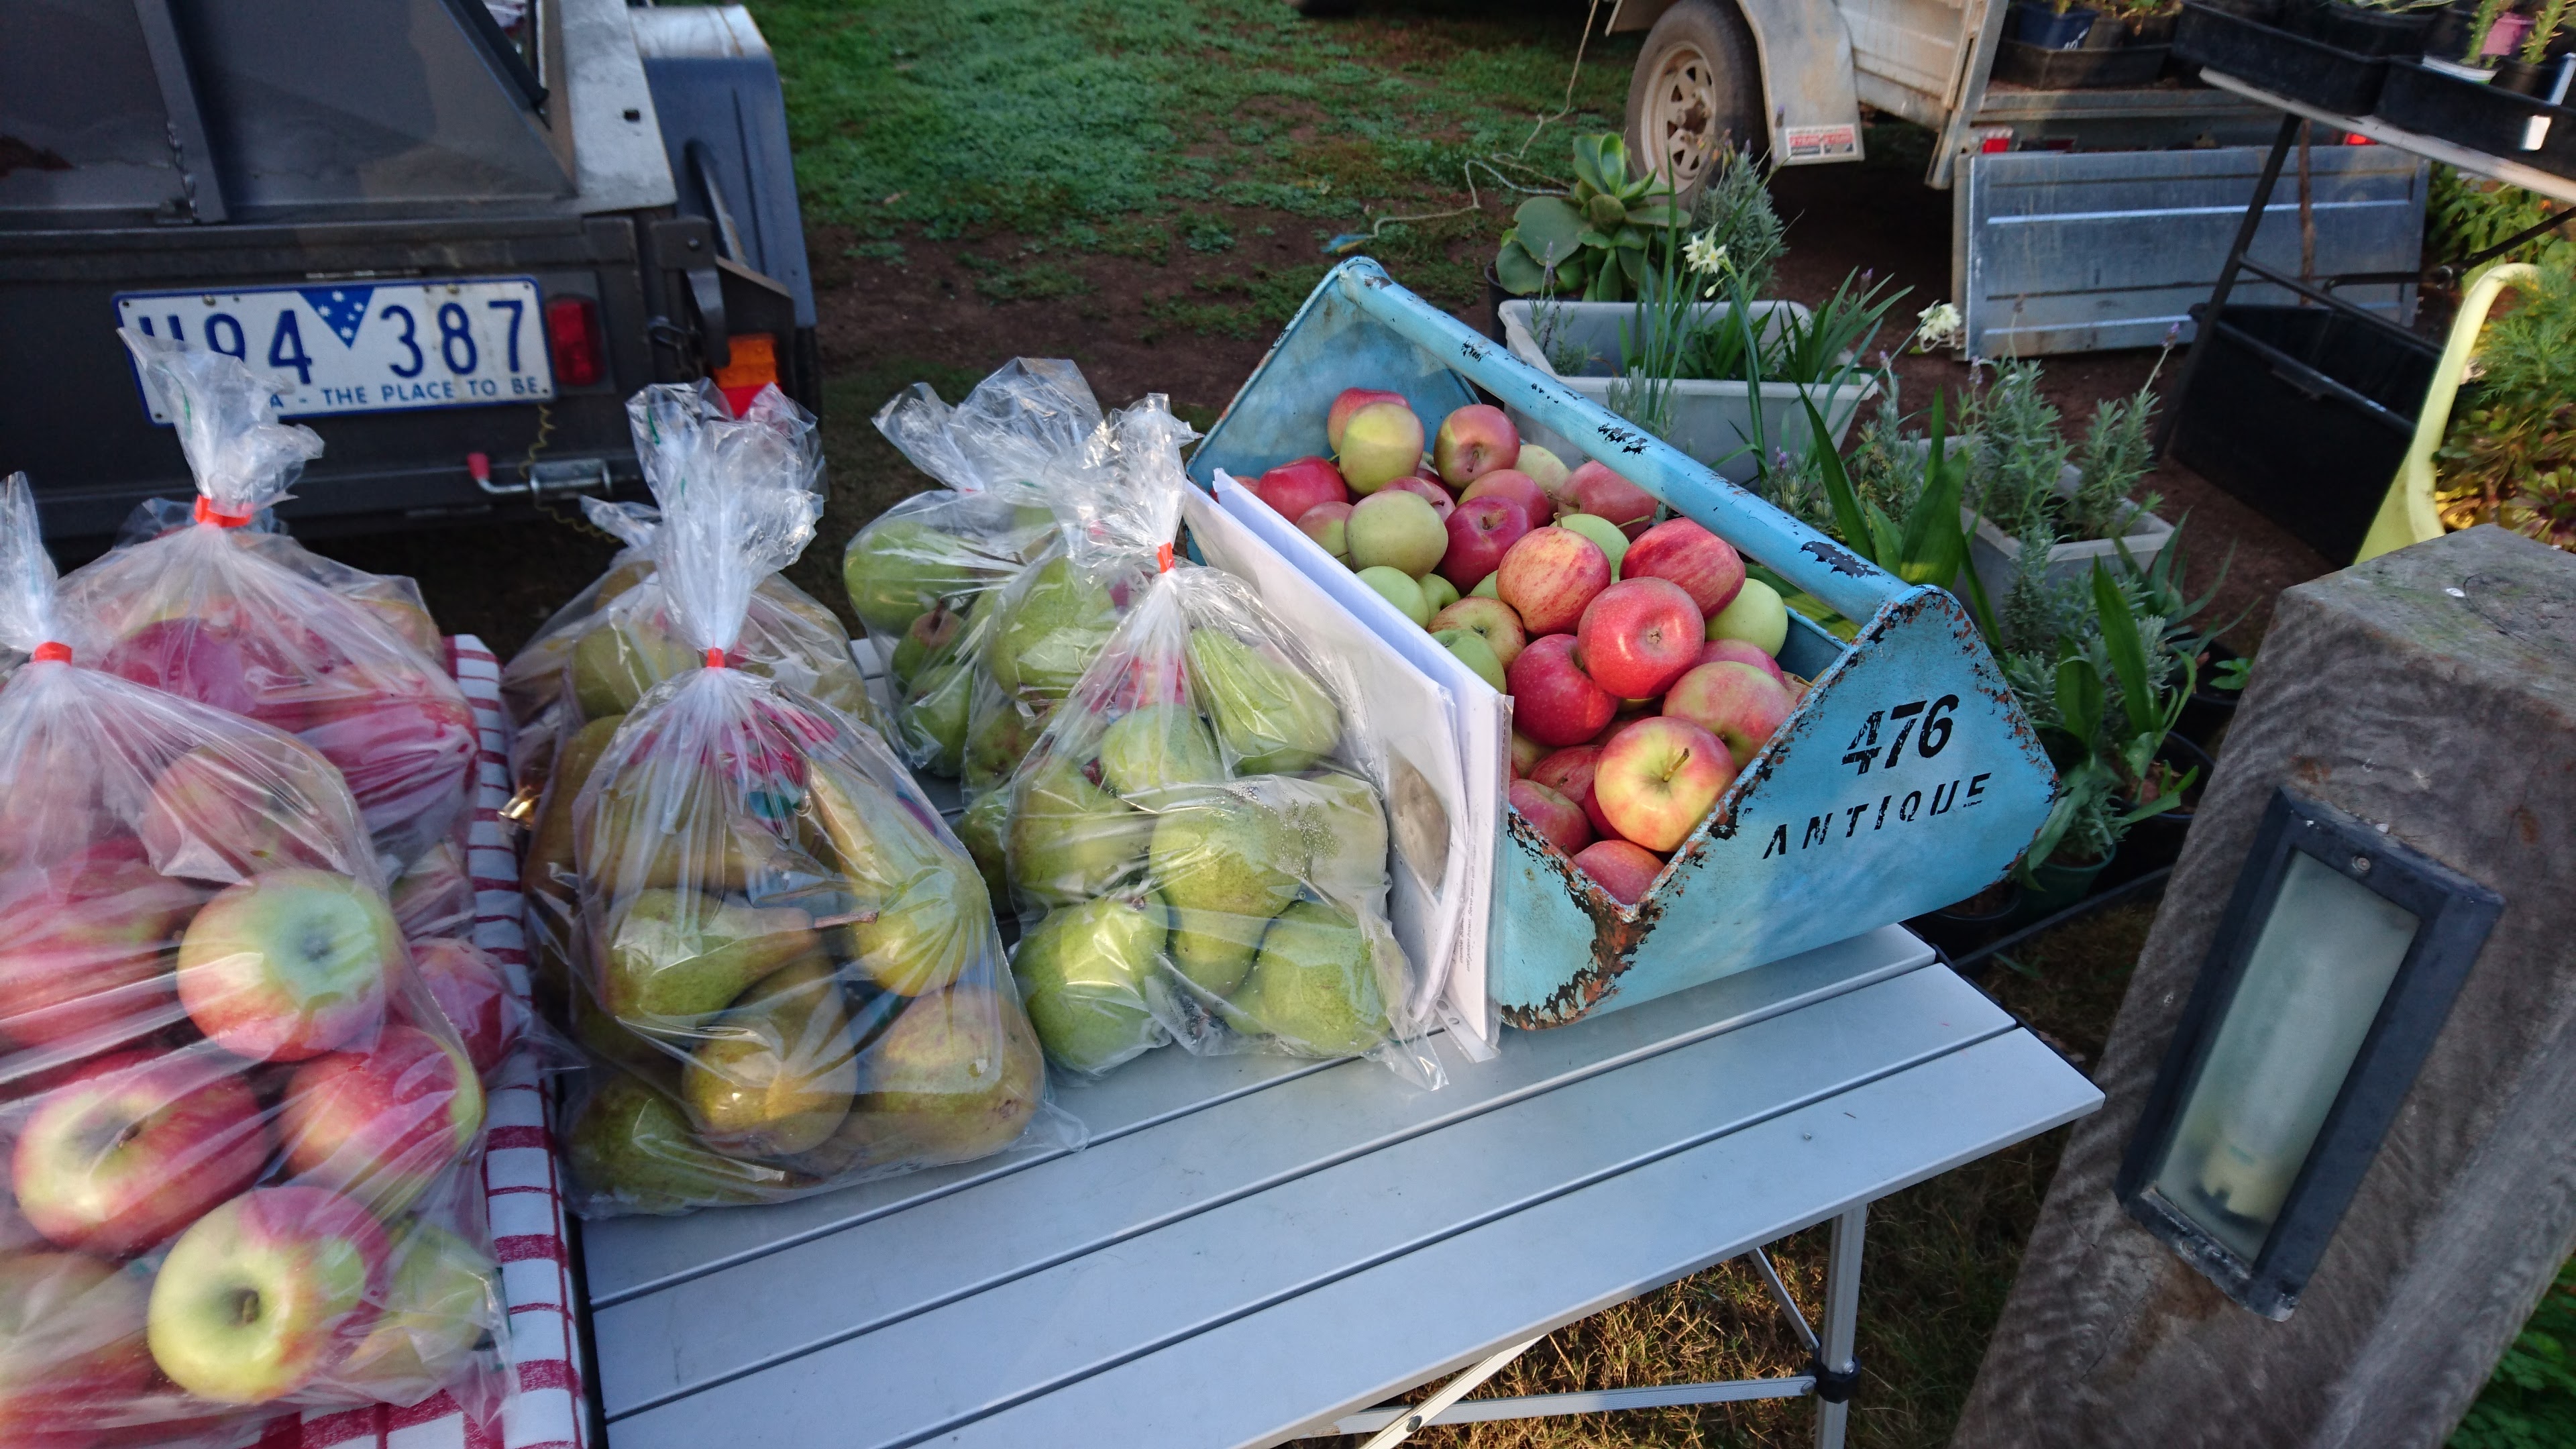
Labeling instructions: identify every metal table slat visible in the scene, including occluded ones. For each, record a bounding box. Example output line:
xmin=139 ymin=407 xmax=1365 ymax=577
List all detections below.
xmin=590 ymin=945 xmax=1994 ymax=1418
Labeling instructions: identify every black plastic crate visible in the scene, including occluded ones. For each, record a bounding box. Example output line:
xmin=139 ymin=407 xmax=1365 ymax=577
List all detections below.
xmin=2375 ymin=61 xmax=2576 ymax=178
xmin=2175 ymin=1 xmax=2392 ymax=111
xmin=1992 ymin=37 xmax=2175 ymax=86
xmin=2169 ymin=303 xmax=2440 ymax=563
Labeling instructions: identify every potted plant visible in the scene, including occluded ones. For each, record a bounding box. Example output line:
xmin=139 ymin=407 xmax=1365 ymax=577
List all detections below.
xmin=1996 ymin=0 xmax=2184 ymax=85
xmin=2174 ymin=0 xmax=2422 ymax=113
xmin=2496 ymin=0 xmax=2572 ymax=91
xmin=2013 ymin=0 xmax=2104 ymax=50
xmin=1491 ymin=133 xmax=1686 ymax=305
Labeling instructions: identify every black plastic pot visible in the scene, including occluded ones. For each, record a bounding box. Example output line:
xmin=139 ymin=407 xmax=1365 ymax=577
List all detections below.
xmin=1909 ymin=880 xmax=2026 ymax=958
xmin=2129 ymin=11 xmax=2182 ymax=43
xmin=1995 ymin=36 xmax=2175 ymax=84
xmin=1483 ymin=264 xmax=1517 ymax=345
xmin=2174 ymin=2 xmax=2394 ymax=111
xmin=2117 ymin=734 xmax=2215 ymax=875
xmin=2014 ymin=2 xmax=2102 ymax=47
xmin=2175 ymin=641 xmax=2244 ymax=749
xmin=2169 ymin=302 xmax=2443 ymax=561
xmin=2375 ymin=62 xmax=2576 ymax=178
xmin=2492 ymin=56 xmax=2550 ymax=95
xmin=2281 ymin=0 xmax=2438 ymax=56
xmin=2421 ymin=0 xmax=2483 ymax=62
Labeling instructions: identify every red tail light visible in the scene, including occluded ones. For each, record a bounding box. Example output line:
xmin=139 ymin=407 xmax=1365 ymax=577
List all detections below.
xmin=545 ymin=296 xmax=604 ymax=388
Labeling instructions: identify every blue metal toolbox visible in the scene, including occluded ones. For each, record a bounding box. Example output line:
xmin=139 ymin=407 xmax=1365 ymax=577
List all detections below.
xmin=1190 ymin=259 xmax=2057 ymax=1028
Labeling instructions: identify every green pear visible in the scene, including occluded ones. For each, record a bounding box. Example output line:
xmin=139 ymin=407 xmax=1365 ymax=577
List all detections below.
xmin=992 ymin=557 xmax=1118 ymax=699
xmin=586 ymin=759 xmax=800 ymax=899
xmin=845 ymin=855 xmax=987 ymax=997
xmin=602 ymin=889 xmax=824 ymax=1026
xmin=839 ymin=985 xmax=1046 ymax=1168
xmin=889 ymin=599 xmax=971 ymax=688
xmin=572 ymin=989 xmax=677 ymax=1085
xmin=568 ymin=1074 xmax=800 ymax=1211
xmin=522 ymin=712 xmax=625 ymax=908
xmin=1236 ymin=899 xmax=1391 ymax=1057
xmin=843 ymin=517 xmax=1004 ymax=638
xmin=1098 ymin=703 xmax=1225 ymax=798
xmin=1282 ymin=770 xmax=1390 ymax=903
xmin=1008 ymin=759 xmax=1151 ymax=907
xmin=1148 ymin=792 xmax=1301 ymax=998
xmin=966 ymin=694 xmax=1050 ymax=794
xmin=1014 ymin=893 xmax=1168 ymax=1074
xmin=682 ymin=956 xmax=859 ymax=1159
xmin=897 ymin=661 xmax=973 ymax=775
xmin=571 ymin=613 xmax=696 ymax=720
xmin=957 ymin=788 xmax=1012 ymax=904
xmin=1185 ymin=629 xmax=1339 ymax=775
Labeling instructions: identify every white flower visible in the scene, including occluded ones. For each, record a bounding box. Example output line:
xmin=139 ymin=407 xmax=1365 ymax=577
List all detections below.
xmin=1913 ymin=301 xmax=1964 ymax=352
xmin=1682 ymin=228 xmax=1729 ymax=278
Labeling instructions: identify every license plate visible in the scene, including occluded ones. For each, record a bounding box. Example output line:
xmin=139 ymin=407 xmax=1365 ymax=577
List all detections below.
xmin=115 ymin=278 xmax=556 ymax=420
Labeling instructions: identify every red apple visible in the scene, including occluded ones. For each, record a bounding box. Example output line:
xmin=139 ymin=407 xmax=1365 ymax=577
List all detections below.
xmin=1574 ymin=578 xmax=1705 ymax=700
xmin=290 ymin=683 xmax=478 ymax=863
xmin=1337 ymin=400 xmax=1426 ymax=494
xmin=1381 ymin=474 xmax=1456 ymax=523
xmin=1594 ymin=716 xmax=1735 ymax=851
xmin=140 ymin=733 xmax=368 ymax=881
xmin=1432 ymin=405 xmax=1520 ymax=488
xmin=1438 ymin=497 xmax=1532 ymax=591
xmin=1509 ymin=780 xmax=1592 ymax=856
xmin=1428 ymin=596 xmax=1527 ymax=670
xmin=11 ymin=1049 xmax=268 ymax=1256
xmin=1252 ymin=456 xmax=1349 ymax=525
xmin=392 ymin=841 xmax=474 ymax=943
xmin=1495 ymin=527 xmax=1613 ymax=637
xmin=279 ymin=1025 xmax=485 ymax=1217
xmin=1505 ymin=635 xmax=1615 ymax=747
xmin=1622 ymin=518 xmax=1746 ymax=614
xmin=1530 ymin=745 xmax=1615 ymax=839
xmin=1327 ymin=388 xmax=1407 ymax=451
xmin=1458 ymin=468 xmax=1553 ymax=529
xmin=1573 ymin=839 xmax=1665 ymax=905
xmin=1696 ymin=638 xmax=1787 ymax=682
xmin=1296 ymin=501 xmax=1354 ymax=561
xmin=0 ymin=840 xmax=202 ymax=1049
xmin=96 ymin=619 xmax=262 ymax=718
xmin=1568 ymin=461 xmax=1658 ymax=533
xmin=144 ymin=1186 xmax=390 ymax=1405
xmin=409 ymin=938 xmax=516 ymax=1077
xmin=1509 ymin=730 xmax=1546 ymax=779
xmin=1662 ymin=661 xmax=1796 ymax=769
xmin=176 ymin=870 xmax=398 ymax=1063
xmin=0 ymin=1250 xmax=153 ymax=1446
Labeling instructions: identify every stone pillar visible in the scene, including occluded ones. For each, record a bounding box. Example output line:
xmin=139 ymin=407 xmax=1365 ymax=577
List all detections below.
xmin=1952 ymin=527 xmax=2576 ymax=1449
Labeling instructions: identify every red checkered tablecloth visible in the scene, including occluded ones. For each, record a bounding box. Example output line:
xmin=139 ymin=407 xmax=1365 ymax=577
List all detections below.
xmin=252 ymin=637 xmax=590 ymax=1449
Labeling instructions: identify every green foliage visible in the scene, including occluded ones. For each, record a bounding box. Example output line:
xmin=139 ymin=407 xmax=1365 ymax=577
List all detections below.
xmin=2438 ymin=262 xmax=2576 ymax=552
xmin=1687 ymin=147 xmax=1786 ymax=300
xmin=2522 ymin=0 xmax=2572 ymax=63
xmin=1182 ymin=218 xmax=1235 ymax=254
xmin=1494 ymin=133 xmax=1686 ymax=301
xmin=844 ymin=239 xmax=909 ymax=267
xmin=1807 ymin=391 xmax=1999 ymax=635
xmin=2070 ymin=388 xmax=2162 ymax=543
xmin=2012 ymin=564 xmax=2197 ymax=873
xmin=2454 ymin=1257 xmax=2576 ymax=1449
xmin=1675 ymin=268 xmax=1906 ymax=386
xmin=957 ymin=254 xmax=1091 ymax=302
xmin=2430 ymin=168 xmax=2576 ymax=272
xmin=1969 ymin=360 xmax=2071 ymax=533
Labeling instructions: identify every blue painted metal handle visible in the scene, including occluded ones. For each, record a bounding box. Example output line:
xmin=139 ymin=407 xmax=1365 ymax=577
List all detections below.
xmin=1332 ymin=260 xmax=1906 ymax=627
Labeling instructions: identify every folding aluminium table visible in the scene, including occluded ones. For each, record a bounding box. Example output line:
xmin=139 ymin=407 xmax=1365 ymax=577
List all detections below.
xmin=573 ymin=924 xmax=2100 ymax=1448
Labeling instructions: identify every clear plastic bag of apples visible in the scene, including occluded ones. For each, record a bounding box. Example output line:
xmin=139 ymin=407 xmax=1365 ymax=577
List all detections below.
xmin=554 ymin=383 xmax=1066 ymax=1217
xmin=996 ymin=545 xmax=1442 ymax=1088
xmin=0 ymin=473 xmax=507 ymax=1442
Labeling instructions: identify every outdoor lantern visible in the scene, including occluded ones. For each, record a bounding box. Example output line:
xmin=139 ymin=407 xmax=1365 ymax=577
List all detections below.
xmin=2116 ymin=788 xmax=2502 ymax=1320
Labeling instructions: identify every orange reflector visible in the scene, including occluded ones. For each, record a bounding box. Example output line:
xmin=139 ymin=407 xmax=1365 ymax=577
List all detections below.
xmin=716 ymin=333 xmax=780 ymax=416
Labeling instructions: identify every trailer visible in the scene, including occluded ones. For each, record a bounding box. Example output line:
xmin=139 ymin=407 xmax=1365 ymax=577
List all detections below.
xmin=0 ymin=0 xmax=813 ymax=542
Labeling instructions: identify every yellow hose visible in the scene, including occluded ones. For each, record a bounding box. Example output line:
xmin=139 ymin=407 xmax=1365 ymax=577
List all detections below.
xmin=2357 ymin=262 xmax=2542 ymax=561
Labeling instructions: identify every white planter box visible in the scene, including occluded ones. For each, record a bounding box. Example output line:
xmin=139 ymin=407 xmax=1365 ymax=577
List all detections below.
xmin=1960 ymin=466 xmax=2175 ymax=609
xmin=1497 ymin=297 xmax=1878 ymax=484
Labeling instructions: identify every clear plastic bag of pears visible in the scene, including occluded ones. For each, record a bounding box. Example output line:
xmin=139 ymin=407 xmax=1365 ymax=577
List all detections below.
xmin=843 ymin=358 xmax=1101 ymax=780
xmin=558 ymin=384 xmax=1066 ymax=1217
xmin=999 ymin=556 xmax=1442 ymax=1087
xmin=50 ymin=331 xmax=477 ymax=876
xmin=0 ymin=473 xmax=511 ymax=1440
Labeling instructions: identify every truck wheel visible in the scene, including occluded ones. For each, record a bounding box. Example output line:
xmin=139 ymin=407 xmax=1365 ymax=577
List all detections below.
xmin=1624 ymin=0 xmax=1766 ymax=209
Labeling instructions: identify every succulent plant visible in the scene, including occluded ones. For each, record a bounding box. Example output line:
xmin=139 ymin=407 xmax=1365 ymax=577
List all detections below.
xmin=1494 ymin=135 xmax=1687 ymax=303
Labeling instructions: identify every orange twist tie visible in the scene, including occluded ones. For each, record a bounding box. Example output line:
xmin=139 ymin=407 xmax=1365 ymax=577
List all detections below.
xmin=193 ymin=498 xmax=254 ymax=528
xmin=1157 ymin=542 xmax=1175 ymax=572
xmin=31 ymin=642 xmax=71 ymax=663
xmin=705 ymin=647 xmax=729 ymax=669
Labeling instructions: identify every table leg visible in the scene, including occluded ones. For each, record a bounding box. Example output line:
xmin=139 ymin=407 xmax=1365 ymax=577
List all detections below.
xmin=2153 ymin=112 xmax=2304 ymax=458
xmin=1357 ymin=1334 xmax=1548 ymax=1449
xmin=1813 ymin=1204 xmax=1868 ymax=1449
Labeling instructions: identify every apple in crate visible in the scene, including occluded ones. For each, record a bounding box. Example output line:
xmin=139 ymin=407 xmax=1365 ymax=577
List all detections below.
xmin=1622 ymin=519 xmax=1745 ymax=614
xmin=1554 ymin=513 xmax=1630 ymax=574
xmin=1348 ymin=491 xmax=1449 ymax=577
xmin=1252 ymin=457 xmax=1348 ymax=525
xmin=1458 ymin=468 xmax=1552 ymax=529
xmin=1297 ymin=502 xmax=1354 ymax=562
xmin=1495 ymin=527 xmax=1612 ymax=637
xmin=1595 ymin=717 xmax=1735 ymax=852
xmin=1336 ymin=400 xmax=1424 ymax=494
xmin=1438 ymin=497 xmax=1530 ymax=591
xmin=1435 ymin=629 xmax=1506 ymax=691
xmin=1505 ymin=635 xmax=1615 ymax=747
xmin=1568 ymin=461 xmax=1658 ymax=534
xmin=1664 ymin=661 xmax=1796 ymax=768
xmin=1509 ymin=730 xmax=1547 ymax=778
xmin=409 ymin=938 xmax=517 ymax=1077
xmin=1428 ymin=597 xmax=1525 ymax=669
xmin=1573 ymin=839 xmax=1665 ymax=905
xmin=1575 ymin=578 xmax=1705 ymax=700
xmin=1530 ymin=745 xmax=1614 ymax=840
xmin=0 ymin=1249 xmax=153 ymax=1445
xmin=1355 ymin=566 xmax=1431 ymax=627
xmin=1707 ymin=578 xmax=1790 ymax=657
xmin=0 ymin=839 xmax=202 ymax=1049
xmin=1509 ymin=780 xmax=1592 ymax=856
xmin=177 ymin=870 xmax=399 ymax=1062
xmin=11 ymin=1048 xmax=268 ymax=1257
xmin=1432 ymin=404 xmax=1519 ymax=488
xmin=279 ymin=1025 xmax=484 ymax=1216
xmin=1328 ymin=388 xmax=1406 ymax=450
xmin=1697 ymin=637 xmax=1786 ymax=682
xmin=1382 ymin=475 xmax=1456 ymax=522
xmin=1513 ymin=445 xmax=1572 ymax=507
xmin=146 ymin=1186 xmax=389 ymax=1405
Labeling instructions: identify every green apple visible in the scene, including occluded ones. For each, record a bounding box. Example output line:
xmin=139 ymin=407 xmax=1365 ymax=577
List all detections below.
xmin=175 ymin=870 xmax=398 ymax=1063
xmin=146 ymin=1186 xmax=388 ymax=1405
xmin=1418 ymin=572 xmax=1460 ymax=615
xmin=1554 ymin=513 xmax=1629 ymax=575
xmin=1014 ymin=892 xmax=1169 ymax=1074
xmin=1185 ymin=629 xmax=1341 ymax=775
xmin=1705 ymin=577 xmax=1789 ymax=657
xmin=1356 ymin=566 xmax=1429 ymax=626
xmin=1346 ymin=491 xmax=1447 ymax=576
xmin=1434 ymin=627 xmax=1506 ymax=691
xmin=1470 ymin=572 xmax=1499 ymax=599
xmin=339 ymin=1221 xmax=498 ymax=1397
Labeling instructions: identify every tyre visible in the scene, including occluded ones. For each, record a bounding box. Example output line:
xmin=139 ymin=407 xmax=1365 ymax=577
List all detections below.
xmin=1623 ymin=0 xmax=1767 ymax=209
